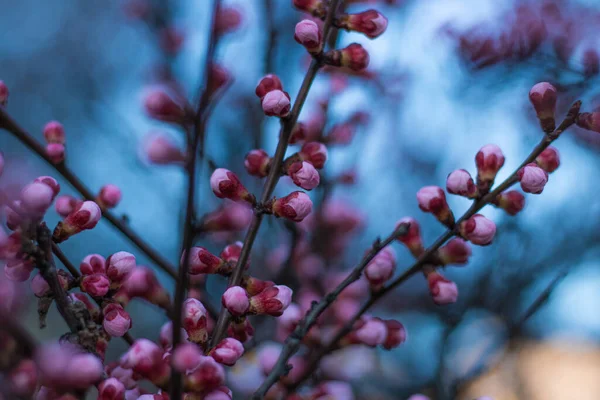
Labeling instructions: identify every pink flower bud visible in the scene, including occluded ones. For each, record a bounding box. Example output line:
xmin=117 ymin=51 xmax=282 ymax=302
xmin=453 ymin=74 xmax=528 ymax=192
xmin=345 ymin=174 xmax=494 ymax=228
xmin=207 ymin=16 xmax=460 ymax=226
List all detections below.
xmin=577 ymin=111 xmax=600 ymax=133
xmin=340 ymin=43 xmax=370 ymax=71
xmin=475 ymin=144 xmax=505 ymax=184
xmin=210 ymin=337 xmax=244 ymax=366
xmin=299 ymin=142 xmax=328 ymax=169
xmin=343 ymin=10 xmax=388 ymax=39
xmin=4 ymin=260 xmax=34 ymax=282
xmin=222 ymin=286 xmax=250 ymax=316
xmin=97 ymin=184 xmax=122 ymax=209
xmin=255 ymin=74 xmax=283 ymax=99
xmin=81 ymin=273 xmax=110 ymax=297
xmin=210 ymin=168 xmax=253 ymax=203
xmin=36 ymin=342 xmax=104 ymax=390
xmin=55 ymin=195 xmax=81 ymax=218
xmin=120 ymin=339 xmax=169 ymax=385
xmin=0 ymin=80 xmax=8 ymax=106
xmin=396 ymin=217 xmax=424 ymax=257
xmin=31 ymin=273 xmax=51 ymax=297
xmin=446 ymin=169 xmax=478 ymax=198
xmin=43 ymin=121 xmax=66 ymax=144
xmin=365 ymin=246 xmax=396 ymax=288
xmin=53 ymin=201 xmax=102 ymax=242
xmin=416 ymin=186 xmax=454 ymax=226
xmin=172 ymin=343 xmax=203 ymax=373
xmin=118 ymin=266 xmax=169 ymax=308
xmin=103 ymin=303 xmax=132 ymax=337
xmin=206 ymin=63 xmax=231 ymax=97
xmin=262 ymin=90 xmax=291 ymax=117
xmin=288 ymin=161 xmax=320 ymax=190
xmin=184 ymin=355 xmax=225 ymax=393
xmin=293 ymin=0 xmax=326 ymax=16
xmin=107 ymin=251 xmax=136 ymax=285
xmin=201 ymin=202 xmax=252 ymax=232
xmin=215 ymin=6 xmax=242 ymax=35
xmin=249 ymin=285 xmax=292 ymax=316
xmin=328 ymin=123 xmax=355 ymax=145
xmin=204 ymin=387 xmax=233 ymax=400
xmin=98 ymin=377 xmax=126 ymax=400
xmin=159 ymin=321 xmax=188 ymax=350
xmin=20 ymin=182 xmax=54 ymax=216
xmin=536 ymin=146 xmax=560 ymax=173
xmin=496 ymin=190 xmax=525 ymax=216
xmin=144 ymin=90 xmax=186 ymax=123
xmin=382 ymin=319 xmax=407 ymax=350
xmin=271 ymin=191 xmax=313 ymax=222
xmin=294 ymin=19 xmax=321 ymax=52
xmin=183 ymin=298 xmax=209 ymax=343
xmin=227 ymin=317 xmax=254 ymax=343
xmin=144 ymin=134 xmax=186 ymax=165
xmin=354 ymin=317 xmax=388 ymax=347
xmin=220 ymin=241 xmax=244 ymax=265
xmin=8 ymin=360 xmax=37 ymax=398
xmin=427 ymin=272 xmax=458 ymax=305
xmin=184 ymin=247 xmax=224 ymax=275
xmin=529 ymin=82 xmax=557 ymax=132
xmin=277 ymin=303 xmax=302 ymax=340
xmin=159 ymin=26 xmax=185 ymax=54
xmin=459 ymin=214 xmax=496 ymax=245
xmin=517 ymin=163 xmax=548 ymax=194
xmin=438 ymin=238 xmax=471 ymax=265
xmin=244 ymin=149 xmax=271 ymax=177
xmin=289 ymin=122 xmax=306 ymax=144
xmin=33 ymin=176 xmax=60 ymax=197
xmin=80 ymin=254 xmax=106 ymax=275
xmin=46 ymin=143 xmax=65 ymax=164
xmin=242 ymin=276 xmax=274 ymax=296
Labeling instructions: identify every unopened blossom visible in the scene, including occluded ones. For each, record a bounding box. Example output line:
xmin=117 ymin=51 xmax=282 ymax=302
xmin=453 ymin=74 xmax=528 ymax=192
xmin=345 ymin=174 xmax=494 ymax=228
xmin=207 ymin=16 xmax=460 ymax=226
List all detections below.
xmin=262 ymin=89 xmax=291 ymax=117
xmin=204 ymin=387 xmax=233 ymax=400
xmin=396 ymin=217 xmax=424 ymax=256
xmin=34 ymin=176 xmax=60 ymax=197
xmin=8 ymin=360 xmax=37 ymax=398
xmin=120 ymin=339 xmax=169 ymax=385
xmin=576 ymin=111 xmax=600 ymax=133
xmin=159 ymin=26 xmax=185 ymax=54
xmin=183 ymin=246 xmax=225 ymax=275
xmin=215 ymin=6 xmax=242 ymax=36
xmin=43 ymin=121 xmax=66 ymax=144
xmin=206 ymin=63 xmax=231 ymax=97
xmin=210 ymin=168 xmax=254 ymax=203
xmin=293 ymin=0 xmax=326 ymax=17
xmin=438 ymin=238 xmax=472 ymax=265
xmin=446 ymin=169 xmax=478 ymax=198
xmin=4 ymin=202 xmax=23 ymax=230
xmin=242 ymin=276 xmax=274 ymax=296
xmin=183 ymin=298 xmax=209 ymax=343
xmin=294 ymin=19 xmax=321 ymax=53
xmin=299 ymin=141 xmax=328 ymax=169
xmin=365 ymin=246 xmax=396 ymax=289
xmin=81 ymin=273 xmax=110 ymax=297
xmin=184 ymin=355 xmax=225 ymax=393
xmin=328 ymin=123 xmax=355 ymax=145
xmin=144 ymin=89 xmax=186 ymax=123
xmin=289 ymin=122 xmax=306 ymax=144
xmin=201 ymin=202 xmax=252 ymax=232
xmin=80 ymin=253 xmax=106 ymax=275
xmin=249 ymin=285 xmax=293 ymax=316
xmin=382 ymin=319 xmax=407 ymax=350
xmin=328 ymin=43 xmax=370 ymax=71
xmin=220 ymin=241 xmax=244 ymax=265
xmin=97 ymin=184 xmax=122 ymax=209
xmin=475 ymin=144 xmax=505 ymax=189
xmin=4 ymin=260 xmax=34 ymax=282
xmin=277 ymin=303 xmax=302 ymax=340
xmin=353 ymin=317 xmax=388 ymax=347
xmin=529 ymin=82 xmax=557 ymax=132
xmin=536 ymin=146 xmax=560 ymax=173
xmin=244 ymin=149 xmax=270 ymax=177
xmin=20 ymin=182 xmax=55 ymax=216
xmin=144 ymin=134 xmax=186 ymax=165
xmin=459 ymin=214 xmax=496 ymax=245
xmin=270 ymin=191 xmax=313 ymax=222
xmin=496 ymin=190 xmax=525 ymax=215
xmin=46 ymin=143 xmax=65 ymax=164
xmin=159 ymin=321 xmax=188 ymax=350
xmin=171 ymin=343 xmax=203 ymax=373
xmin=53 ymin=201 xmax=102 ymax=242
xmin=0 ymin=80 xmax=8 ymax=106
xmin=417 ymin=186 xmax=454 ymax=226
xmin=255 ymin=74 xmax=283 ymax=99
xmin=55 ymin=195 xmax=81 ymax=218
xmin=288 ymin=161 xmax=320 ymax=190
xmin=427 ymin=271 xmax=459 ymax=305
xmin=98 ymin=377 xmax=126 ymax=400
xmin=518 ymin=163 xmax=548 ymax=194
xmin=117 ymin=266 xmax=170 ymax=308
xmin=227 ymin=317 xmax=254 ymax=343
xmin=36 ymin=342 xmax=103 ymax=390
xmin=210 ymin=337 xmax=244 ymax=366
xmin=222 ymin=286 xmax=250 ymax=316
xmin=103 ymin=303 xmax=132 ymax=337
xmin=339 ymin=10 xmax=388 ymax=39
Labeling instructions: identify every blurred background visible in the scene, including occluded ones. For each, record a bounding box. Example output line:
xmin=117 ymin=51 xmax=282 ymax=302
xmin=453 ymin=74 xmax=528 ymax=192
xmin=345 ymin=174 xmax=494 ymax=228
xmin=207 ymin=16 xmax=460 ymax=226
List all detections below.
xmin=2 ymin=0 xmax=600 ymax=399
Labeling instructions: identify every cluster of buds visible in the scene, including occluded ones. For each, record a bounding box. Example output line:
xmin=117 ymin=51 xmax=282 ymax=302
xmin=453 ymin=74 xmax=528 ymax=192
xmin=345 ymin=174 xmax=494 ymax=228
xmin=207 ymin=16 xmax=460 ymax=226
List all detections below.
xmin=222 ymin=284 xmax=293 ymax=317
xmin=343 ymin=316 xmax=406 ymax=350
xmin=43 ymin=121 xmax=66 ymax=164
xmin=255 ymin=74 xmax=291 ymax=117
xmin=114 ymin=265 xmax=170 ymax=309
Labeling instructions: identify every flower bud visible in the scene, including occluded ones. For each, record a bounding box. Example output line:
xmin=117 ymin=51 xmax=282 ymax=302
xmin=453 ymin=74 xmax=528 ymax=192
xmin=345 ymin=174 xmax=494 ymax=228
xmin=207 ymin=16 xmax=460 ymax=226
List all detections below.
xmin=222 ymin=286 xmax=250 ymax=316
xmin=416 ymin=186 xmax=454 ymax=226
xmin=172 ymin=343 xmax=203 ymax=373
xmin=382 ymin=319 xmax=407 ymax=350
xmin=271 ymin=191 xmax=313 ymax=222
xmin=576 ymin=111 xmax=600 ymax=133
xmin=184 ymin=355 xmax=225 ymax=393
xmin=46 ymin=143 xmax=65 ymax=164
xmin=438 ymin=238 xmax=471 ymax=265
xmin=210 ymin=168 xmax=254 ymax=203
xmin=529 ymin=82 xmax=557 ymax=132
xmin=144 ymin=90 xmax=186 ymax=123
xmin=475 ymin=144 xmax=505 ymax=189
xmin=244 ymin=149 xmax=270 ymax=177
xmin=159 ymin=321 xmax=188 ymax=350
xmin=262 ymin=90 xmax=291 ymax=117
xmin=184 ymin=247 xmax=225 ymax=275
xmin=288 ymin=161 xmax=320 ymax=190
xmin=120 ymin=339 xmax=169 ymax=385
xmin=80 ymin=253 xmax=106 ymax=275
xmin=496 ymin=190 xmax=525 ymax=215
xmin=242 ymin=276 xmax=274 ymax=296
xmin=327 ymin=43 xmax=370 ymax=71
xmin=144 ymin=134 xmax=186 ymax=165
xmin=427 ymin=271 xmax=458 ymax=305
xmin=365 ymin=246 xmax=396 ymax=289
xmin=210 ymin=337 xmax=244 ymax=366
xmin=535 ymin=146 xmax=560 ymax=173
xmin=201 ymin=202 xmax=252 ymax=232
xmin=289 ymin=122 xmax=306 ymax=144
xmin=8 ymin=360 xmax=37 ymax=398
xmin=97 ymin=184 xmax=122 ymax=209
xmin=20 ymin=182 xmax=54 ymax=216
xmin=43 ymin=121 xmax=66 ymax=144
xmin=98 ymin=377 xmax=126 ymax=400
xmin=294 ymin=19 xmax=321 ymax=53
xmin=446 ymin=169 xmax=478 ymax=198
xmin=118 ymin=266 xmax=169 ymax=308
xmin=204 ymin=387 xmax=233 ymax=400
xmin=227 ymin=317 xmax=254 ymax=343
xmin=249 ymin=285 xmax=292 ymax=316
xmin=339 ymin=10 xmax=388 ymax=39
xmin=517 ymin=163 xmax=548 ymax=194
xmin=106 ymin=251 xmax=136 ymax=285
xmin=53 ymin=201 xmax=102 ymax=242
xmin=81 ymin=273 xmax=110 ymax=297
xmin=353 ymin=317 xmax=388 ymax=347
xmin=0 ymin=80 xmax=8 ymax=106
xmin=328 ymin=123 xmax=354 ymax=145
xmin=299 ymin=142 xmax=328 ymax=169
xmin=396 ymin=217 xmax=424 ymax=257
xmin=215 ymin=6 xmax=242 ymax=36
xmin=55 ymin=195 xmax=81 ymax=218
xmin=159 ymin=26 xmax=185 ymax=54
xmin=103 ymin=303 xmax=132 ymax=337
xmin=183 ymin=298 xmax=209 ymax=343
xmin=293 ymin=0 xmax=326 ymax=17
xmin=459 ymin=214 xmax=496 ymax=245
xmin=255 ymin=74 xmax=283 ymax=99
xmin=36 ymin=342 xmax=104 ymax=390
xmin=276 ymin=303 xmax=302 ymax=341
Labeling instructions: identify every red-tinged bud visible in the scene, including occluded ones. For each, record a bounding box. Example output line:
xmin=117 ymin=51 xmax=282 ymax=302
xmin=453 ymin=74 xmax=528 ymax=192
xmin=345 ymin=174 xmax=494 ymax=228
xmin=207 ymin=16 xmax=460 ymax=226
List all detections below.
xmin=382 ymin=319 xmax=407 ymax=350
xmin=184 ymin=355 xmax=225 ymax=393
xmin=144 ymin=90 xmax=186 ymax=123
xmin=426 ymin=271 xmax=458 ymax=305
xmin=365 ymin=246 xmax=396 ymax=289
xmin=98 ymin=377 xmax=126 ymax=400
xmin=352 ymin=317 xmax=388 ymax=347
xmin=215 ymin=6 xmax=242 ymax=36
xmin=97 ymin=184 xmax=122 ymax=209
xmin=120 ymin=339 xmax=169 ymax=386
xmin=210 ymin=337 xmax=244 ymax=366
xmin=205 ymin=63 xmax=231 ymax=97
xmin=103 ymin=303 xmax=132 ymax=337
xmin=577 ymin=111 xmax=600 ymax=133
xmin=328 ymin=122 xmax=354 ymax=145
xmin=249 ymin=285 xmax=292 ymax=317
xmin=43 ymin=121 xmax=66 ymax=144
xmin=159 ymin=321 xmax=188 ymax=350
xmin=81 ymin=273 xmax=110 ymax=297
xmin=172 ymin=343 xmax=203 ymax=373
xmin=395 ymin=217 xmax=423 ymax=256
xmin=33 ymin=176 xmax=60 ymax=197
xmin=244 ymin=149 xmax=271 ymax=177
xmin=227 ymin=317 xmax=254 ymax=343
xmin=144 ymin=133 xmax=186 ymax=165
xmin=255 ymin=74 xmax=283 ymax=99
xmin=257 ymin=343 xmax=281 ymax=374
xmin=183 ymin=298 xmax=209 ymax=343
xmin=118 ymin=266 xmax=170 ymax=308
xmin=204 ymin=387 xmax=233 ymax=400
xmin=55 ymin=195 xmax=81 ymax=218
xmin=46 ymin=143 xmax=65 ymax=164
xmin=536 ymin=146 xmax=560 ymax=173
xmin=210 ymin=168 xmax=254 ymax=204
xmin=271 ymin=191 xmax=313 ymax=222
xmin=183 ymin=247 xmax=225 ymax=275
xmin=496 ymin=190 xmax=525 ymax=216
xmin=288 ymin=161 xmax=320 ymax=190
xmin=220 ymin=241 xmax=245 ymax=265
xmin=159 ymin=26 xmax=185 ymax=54
xmin=517 ymin=163 xmax=548 ymax=194
xmin=459 ymin=214 xmax=496 ymax=246
xmin=20 ymin=182 xmax=54 ymax=216
xmin=529 ymin=82 xmax=557 ymax=132
xmin=8 ymin=360 xmax=37 ymax=398
xmin=36 ymin=342 xmax=104 ymax=390
xmin=0 ymin=80 xmax=8 ymax=106
xmin=416 ymin=186 xmax=454 ymax=226
xmin=242 ymin=276 xmax=275 ymax=296
xmin=289 ymin=122 xmax=306 ymax=144
xmin=4 ymin=260 xmax=34 ymax=282
xmin=222 ymin=286 xmax=250 ymax=316
xmin=276 ymin=303 xmax=302 ymax=341
xmin=201 ymin=202 xmax=252 ymax=232
xmin=294 ymin=19 xmax=321 ymax=53
xmin=262 ymin=90 xmax=291 ymax=117
xmin=326 ymin=43 xmax=370 ymax=71
xmin=53 ymin=201 xmax=102 ymax=242
xmin=108 ymin=366 xmax=135 ymax=390
xmin=446 ymin=169 xmax=478 ymax=198
xmin=339 ymin=10 xmax=388 ymax=39
xmin=475 ymin=144 xmax=505 ymax=189
xmin=293 ymin=0 xmax=326 ymax=18
xmin=80 ymin=253 xmax=106 ymax=275
xmin=438 ymin=238 xmax=471 ymax=265
xmin=107 ymin=251 xmax=136 ymax=286
xmin=299 ymin=142 xmax=328 ymax=169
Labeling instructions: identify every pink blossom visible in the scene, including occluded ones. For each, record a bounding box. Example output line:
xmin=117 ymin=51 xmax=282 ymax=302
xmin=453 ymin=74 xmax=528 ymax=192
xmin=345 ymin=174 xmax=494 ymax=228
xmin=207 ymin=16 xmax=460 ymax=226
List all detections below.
xmin=120 ymin=339 xmax=169 ymax=385
xmin=438 ymin=238 xmax=472 ymax=265
xmin=80 ymin=253 xmax=106 ymax=275
xmin=171 ymin=343 xmax=203 ymax=373
xmin=314 ymin=381 xmax=355 ymax=400
xmin=294 ymin=19 xmax=321 ymax=52
xmin=293 ymin=0 xmax=325 ymax=16
xmin=271 ymin=191 xmax=313 ymax=222
xmin=211 ymin=337 xmax=244 ymax=366
xmin=118 ymin=266 xmax=169 ymax=308
xmin=250 ymin=285 xmax=293 ymax=316
xmin=204 ymin=387 xmax=233 ymax=400
xmin=55 ymin=195 xmax=81 ymax=218
xmin=529 ymin=82 xmax=557 ymax=132
xmin=220 ymin=241 xmax=244 ymax=264
xmin=518 ymin=163 xmax=548 ymax=194
xmin=184 ymin=246 xmax=224 ymax=275
xmin=255 ymin=74 xmax=283 ymax=99
xmin=109 ymin=366 xmax=136 ymax=390
xmin=144 ymin=133 xmax=186 ymax=165
xmin=536 ymin=146 xmax=560 ymax=173
xmin=36 ymin=342 xmax=103 ymax=390
xmin=106 ymin=251 xmax=136 ymax=284
xmin=354 ymin=317 xmax=388 ymax=347
xmin=183 ymin=298 xmax=209 ymax=343
xmin=340 ymin=43 xmax=370 ymax=71
xmin=258 ymin=343 xmax=281 ymax=375
xmin=396 ymin=217 xmax=424 ymax=256
xmin=103 ymin=303 xmax=132 ymax=337
xmin=184 ymin=355 xmax=225 ymax=392
xmin=20 ymin=182 xmax=54 ymax=216
xmin=81 ymin=273 xmax=110 ymax=297
xmin=201 ymin=202 xmax=252 ymax=232
xmin=383 ymin=319 xmax=407 ymax=350
xmin=0 ymin=151 xmax=4 ymax=176
xmin=417 ymin=186 xmax=454 ymax=225
xmin=459 ymin=214 xmax=496 ymax=245
xmin=98 ymin=184 xmax=122 ymax=209
xmin=98 ymin=377 xmax=126 ymax=400
xmin=365 ymin=246 xmax=396 ymax=288
xmin=4 ymin=260 xmax=34 ymax=282
xmin=8 ymin=360 xmax=37 ymax=398
xmin=427 ymin=272 xmax=459 ymax=305
xmin=54 ymin=201 xmax=102 ymax=242
xmin=215 ymin=6 xmax=242 ymax=35
xmin=577 ymin=111 xmax=600 ymax=133
xmin=497 ymin=190 xmax=525 ymax=215
xmin=46 ymin=143 xmax=65 ymax=164
xmin=43 ymin=121 xmax=65 ymax=144
xmin=299 ymin=142 xmax=328 ymax=169
xmin=222 ymin=286 xmax=250 ymax=316
xmin=227 ymin=317 xmax=254 ymax=343
xmin=210 ymin=168 xmax=252 ymax=203
xmin=33 ymin=176 xmax=60 ymax=197
xmin=345 ymin=10 xmax=388 ymax=39
xmin=144 ymin=89 xmax=186 ymax=122
xmin=244 ymin=149 xmax=271 ymax=177
xmin=475 ymin=144 xmax=505 ymax=182
xmin=328 ymin=123 xmax=355 ymax=145
xmin=159 ymin=321 xmax=188 ymax=350
xmin=446 ymin=169 xmax=478 ymax=198
xmin=288 ymin=161 xmax=320 ymax=190
xmin=261 ymin=89 xmax=291 ymax=117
